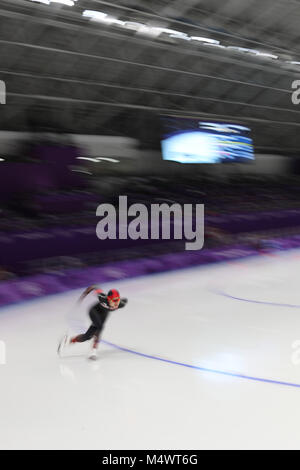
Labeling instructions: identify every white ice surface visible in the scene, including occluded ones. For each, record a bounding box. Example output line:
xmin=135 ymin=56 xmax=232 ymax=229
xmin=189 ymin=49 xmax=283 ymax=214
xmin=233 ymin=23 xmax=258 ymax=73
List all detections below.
xmin=1 ymin=250 xmax=300 ymax=449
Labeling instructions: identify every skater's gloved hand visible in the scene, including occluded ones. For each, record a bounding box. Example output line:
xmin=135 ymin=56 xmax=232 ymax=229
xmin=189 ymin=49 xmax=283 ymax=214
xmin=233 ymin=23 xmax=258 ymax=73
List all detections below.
xmin=77 ymin=285 xmax=98 ymax=304
xmin=97 ymin=293 xmax=107 ymax=302
xmin=119 ymin=298 xmax=128 ymax=308
xmin=76 ymin=295 xmax=85 ymax=305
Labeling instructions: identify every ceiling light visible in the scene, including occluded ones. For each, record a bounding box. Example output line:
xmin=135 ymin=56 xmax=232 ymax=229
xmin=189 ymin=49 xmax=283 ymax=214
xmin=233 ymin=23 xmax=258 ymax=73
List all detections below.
xmin=83 ymin=11 xmax=125 ymax=26
xmin=123 ymin=21 xmax=150 ymax=32
xmin=254 ymin=51 xmax=278 ymax=59
xmin=190 ymin=37 xmax=220 ymax=45
xmin=82 ymin=10 xmax=108 ymax=21
xmin=72 ymin=169 xmax=93 ymax=175
xmin=227 ymin=46 xmax=278 ymax=59
xmin=96 ymin=157 xmax=120 ymax=163
xmin=203 ymin=43 xmax=225 ymax=49
xmin=227 ymin=46 xmax=257 ymax=53
xmin=76 ymin=157 xmax=101 ymax=162
xmin=30 ymin=0 xmax=77 ymax=4
xmin=30 ymin=0 xmax=50 ymax=4
xmin=169 ymin=34 xmax=190 ymax=40
xmin=51 ymin=0 xmax=76 ymax=5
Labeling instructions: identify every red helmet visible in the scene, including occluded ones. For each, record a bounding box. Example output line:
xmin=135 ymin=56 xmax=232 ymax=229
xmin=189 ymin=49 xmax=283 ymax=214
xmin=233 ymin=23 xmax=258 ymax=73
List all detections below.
xmin=107 ymin=289 xmax=120 ymax=301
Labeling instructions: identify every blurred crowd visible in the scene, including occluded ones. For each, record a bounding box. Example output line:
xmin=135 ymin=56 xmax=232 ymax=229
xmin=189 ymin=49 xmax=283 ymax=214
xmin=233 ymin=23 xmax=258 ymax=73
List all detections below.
xmin=1 ymin=170 xmax=300 ymax=281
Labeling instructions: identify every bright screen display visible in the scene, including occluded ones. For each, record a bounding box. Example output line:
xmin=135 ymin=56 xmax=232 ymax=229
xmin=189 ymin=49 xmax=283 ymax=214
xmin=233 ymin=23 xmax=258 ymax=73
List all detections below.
xmin=160 ymin=117 xmax=255 ymax=163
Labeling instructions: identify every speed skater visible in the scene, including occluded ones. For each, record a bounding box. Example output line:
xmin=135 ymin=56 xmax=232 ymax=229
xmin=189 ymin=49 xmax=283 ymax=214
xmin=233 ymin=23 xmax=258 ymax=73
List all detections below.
xmin=58 ymin=285 xmax=128 ymax=359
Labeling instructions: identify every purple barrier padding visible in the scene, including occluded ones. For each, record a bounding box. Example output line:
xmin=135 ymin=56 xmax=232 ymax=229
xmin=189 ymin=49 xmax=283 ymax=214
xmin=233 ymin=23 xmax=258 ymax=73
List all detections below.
xmin=0 ymin=274 xmax=68 ymax=306
xmin=0 ymin=226 xmax=182 ymax=269
xmin=2 ymin=207 xmax=300 ymax=270
xmin=0 ymin=153 xmax=85 ymax=199
xmin=33 ymin=145 xmax=80 ymax=166
xmin=31 ymin=192 xmax=99 ymax=213
xmin=3 ymin=231 xmax=300 ymax=308
xmin=33 ymin=145 xmax=86 ymax=189
xmin=0 ymin=244 xmax=257 ymax=307
xmin=0 ymin=163 xmax=58 ymax=197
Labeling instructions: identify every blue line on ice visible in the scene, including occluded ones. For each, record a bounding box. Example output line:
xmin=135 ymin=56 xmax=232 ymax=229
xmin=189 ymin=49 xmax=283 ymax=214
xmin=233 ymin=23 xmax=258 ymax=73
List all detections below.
xmin=102 ymin=340 xmax=300 ymax=390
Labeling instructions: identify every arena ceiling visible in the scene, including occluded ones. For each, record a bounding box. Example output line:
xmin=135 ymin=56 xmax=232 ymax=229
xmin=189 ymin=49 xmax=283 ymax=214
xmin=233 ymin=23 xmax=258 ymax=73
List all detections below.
xmin=0 ymin=0 xmax=300 ymax=152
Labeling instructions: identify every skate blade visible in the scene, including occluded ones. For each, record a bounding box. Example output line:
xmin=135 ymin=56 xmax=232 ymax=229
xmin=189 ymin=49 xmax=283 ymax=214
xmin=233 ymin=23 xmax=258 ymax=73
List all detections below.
xmin=88 ymin=355 xmax=98 ymax=361
xmin=57 ymin=334 xmax=69 ymax=357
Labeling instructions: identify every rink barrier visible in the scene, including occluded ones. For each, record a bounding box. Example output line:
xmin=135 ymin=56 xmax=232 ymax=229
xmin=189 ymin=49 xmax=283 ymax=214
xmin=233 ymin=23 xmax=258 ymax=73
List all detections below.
xmin=2 ymin=207 xmax=300 ymax=270
xmin=1 ymin=235 xmax=300 ymax=307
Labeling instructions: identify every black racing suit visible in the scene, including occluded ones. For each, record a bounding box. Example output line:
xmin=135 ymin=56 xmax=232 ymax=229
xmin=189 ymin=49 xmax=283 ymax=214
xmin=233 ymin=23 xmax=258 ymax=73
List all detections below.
xmin=75 ymin=293 xmax=127 ymax=343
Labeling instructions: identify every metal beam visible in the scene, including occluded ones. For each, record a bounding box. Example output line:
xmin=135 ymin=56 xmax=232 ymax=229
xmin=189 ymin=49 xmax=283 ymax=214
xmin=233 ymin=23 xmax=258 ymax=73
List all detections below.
xmin=0 ymin=69 xmax=298 ymax=115
xmin=0 ymin=39 xmax=293 ymax=93
xmin=6 ymin=91 xmax=300 ymax=127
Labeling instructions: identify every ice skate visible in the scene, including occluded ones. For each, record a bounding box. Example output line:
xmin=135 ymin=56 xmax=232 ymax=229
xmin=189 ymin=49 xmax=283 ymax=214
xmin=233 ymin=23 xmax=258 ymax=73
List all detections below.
xmin=88 ymin=348 xmax=98 ymax=361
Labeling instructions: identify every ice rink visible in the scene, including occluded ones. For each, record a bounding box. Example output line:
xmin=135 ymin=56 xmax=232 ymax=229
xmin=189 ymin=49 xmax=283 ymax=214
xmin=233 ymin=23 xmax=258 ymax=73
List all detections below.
xmin=1 ymin=250 xmax=300 ymax=450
